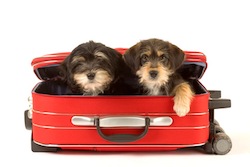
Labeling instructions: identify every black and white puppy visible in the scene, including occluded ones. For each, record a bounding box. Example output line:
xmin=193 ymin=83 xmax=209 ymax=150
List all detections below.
xmin=60 ymin=41 xmax=135 ymax=95
xmin=123 ymin=38 xmax=194 ymax=116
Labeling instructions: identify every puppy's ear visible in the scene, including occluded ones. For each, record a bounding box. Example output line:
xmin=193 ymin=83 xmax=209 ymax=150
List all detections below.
xmin=168 ymin=43 xmax=185 ymax=70
xmin=123 ymin=42 xmax=141 ymax=72
xmin=59 ymin=54 xmax=75 ymax=85
xmin=102 ymin=48 xmax=123 ymax=76
xmin=59 ymin=54 xmax=80 ymax=92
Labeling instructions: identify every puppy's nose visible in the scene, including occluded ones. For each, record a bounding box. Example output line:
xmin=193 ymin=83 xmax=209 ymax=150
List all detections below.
xmin=87 ymin=72 xmax=95 ymax=80
xmin=149 ymin=70 xmax=158 ymax=79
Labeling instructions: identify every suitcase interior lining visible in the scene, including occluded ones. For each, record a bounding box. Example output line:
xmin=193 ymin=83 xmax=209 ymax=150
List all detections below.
xmin=34 ymin=80 xmax=207 ymax=96
xmin=33 ymin=61 xmax=207 ymax=96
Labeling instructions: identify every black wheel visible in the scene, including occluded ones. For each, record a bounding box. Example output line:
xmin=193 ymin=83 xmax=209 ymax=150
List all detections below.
xmin=215 ymin=125 xmax=225 ymax=133
xmin=24 ymin=110 xmax=32 ymax=130
xmin=212 ymin=132 xmax=232 ymax=155
xmin=203 ymin=142 xmax=214 ymax=154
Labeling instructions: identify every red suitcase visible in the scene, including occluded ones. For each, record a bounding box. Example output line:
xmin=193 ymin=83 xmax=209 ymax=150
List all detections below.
xmin=24 ymin=49 xmax=232 ymax=154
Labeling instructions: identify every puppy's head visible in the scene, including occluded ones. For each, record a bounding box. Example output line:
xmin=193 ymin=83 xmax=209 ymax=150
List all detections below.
xmin=60 ymin=41 xmax=122 ymax=95
xmin=123 ymin=38 xmax=185 ymax=94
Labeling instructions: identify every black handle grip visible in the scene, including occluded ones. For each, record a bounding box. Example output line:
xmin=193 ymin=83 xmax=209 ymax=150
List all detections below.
xmin=95 ymin=117 xmax=150 ymax=143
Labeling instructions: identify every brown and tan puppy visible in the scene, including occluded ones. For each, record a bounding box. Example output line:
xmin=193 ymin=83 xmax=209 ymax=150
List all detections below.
xmin=60 ymin=41 xmax=136 ymax=95
xmin=123 ymin=38 xmax=194 ymax=117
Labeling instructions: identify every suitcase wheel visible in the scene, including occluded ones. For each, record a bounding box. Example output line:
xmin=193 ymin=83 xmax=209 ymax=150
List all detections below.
xmin=24 ymin=110 xmax=32 ymax=130
xmin=212 ymin=132 xmax=232 ymax=155
xmin=215 ymin=125 xmax=224 ymax=133
xmin=203 ymin=119 xmax=232 ymax=155
xmin=203 ymin=142 xmax=213 ymax=154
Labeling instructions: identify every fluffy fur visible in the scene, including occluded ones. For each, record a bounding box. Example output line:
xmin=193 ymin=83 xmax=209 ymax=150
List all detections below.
xmin=123 ymin=38 xmax=194 ymax=116
xmin=60 ymin=41 xmax=136 ymax=95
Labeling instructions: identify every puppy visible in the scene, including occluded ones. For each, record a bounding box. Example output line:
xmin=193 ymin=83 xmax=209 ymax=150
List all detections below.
xmin=123 ymin=38 xmax=194 ymax=117
xmin=60 ymin=41 xmax=135 ymax=95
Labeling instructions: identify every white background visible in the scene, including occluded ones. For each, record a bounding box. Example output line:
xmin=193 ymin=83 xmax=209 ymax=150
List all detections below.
xmin=1 ymin=0 xmax=250 ymax=166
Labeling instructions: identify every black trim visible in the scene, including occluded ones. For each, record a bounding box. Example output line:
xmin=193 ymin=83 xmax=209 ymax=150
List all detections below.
xmin=31 ymin=138 xmax=59 ymax=152
xmin=209 ymin=99 xmax=231 ymax=109
xmin=208 ymin=90 xmax=221 ymax=98
xmin=24 ymin=110 xmax=32 ymax=130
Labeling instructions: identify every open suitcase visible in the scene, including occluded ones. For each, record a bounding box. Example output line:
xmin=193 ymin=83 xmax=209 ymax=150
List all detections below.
xmin=24 ymin=49 xmax=232 ymax=155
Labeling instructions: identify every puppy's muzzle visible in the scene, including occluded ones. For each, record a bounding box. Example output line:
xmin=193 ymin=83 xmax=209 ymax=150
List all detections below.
xmin=87 ymin=72 xmax=96 ymax=80
xmin=149 ymin=70 xmax=158 ymax=79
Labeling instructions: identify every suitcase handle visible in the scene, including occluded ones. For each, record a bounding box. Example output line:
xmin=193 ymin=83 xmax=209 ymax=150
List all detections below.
xmin=95 ymin=117 xmax=150 ymax=143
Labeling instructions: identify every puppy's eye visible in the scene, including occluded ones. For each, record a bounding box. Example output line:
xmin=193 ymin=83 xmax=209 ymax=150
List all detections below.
xmin=160 ymin=54 xmax=168 ymax=61
xmin=140 ymin=54 xmax=148 ymax=65
xmin=73 ymin=65 xmax=88 ymax=73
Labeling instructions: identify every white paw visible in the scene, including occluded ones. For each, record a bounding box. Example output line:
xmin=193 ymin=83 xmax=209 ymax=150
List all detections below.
xmin=173 ymin=103 xmax=190 ymax=117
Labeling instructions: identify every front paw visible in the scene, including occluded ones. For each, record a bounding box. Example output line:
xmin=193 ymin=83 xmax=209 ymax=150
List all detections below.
xmin=172 ymin=82 xmax=193 ymax=117
xmin=173 ymin=103 xmax=190 ymax=117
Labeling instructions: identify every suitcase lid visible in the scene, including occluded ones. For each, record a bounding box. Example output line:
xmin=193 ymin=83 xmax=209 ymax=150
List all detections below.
xmin=31 ymin=49 xmax=207 ymax=80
